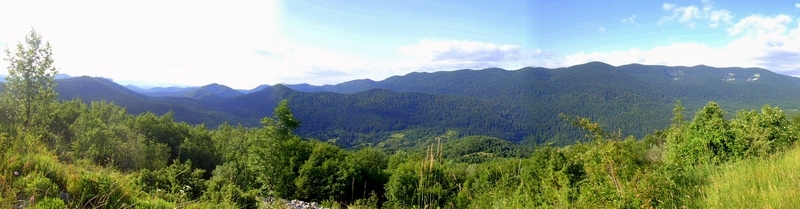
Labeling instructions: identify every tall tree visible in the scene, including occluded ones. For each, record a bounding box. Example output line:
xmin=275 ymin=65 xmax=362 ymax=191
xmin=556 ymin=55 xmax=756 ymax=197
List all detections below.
xmin=250 ymin=100 xmax=311 ymax=198
xmin=3 ymin=29 xmax=58 ymax=130
xmin=272 ymin=99 xmax=300 ymax=136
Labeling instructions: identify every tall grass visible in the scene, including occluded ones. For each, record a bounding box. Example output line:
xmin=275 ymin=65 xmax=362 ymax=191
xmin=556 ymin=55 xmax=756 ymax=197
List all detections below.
xmin=703 ymin=145 xmax=800 ymax=208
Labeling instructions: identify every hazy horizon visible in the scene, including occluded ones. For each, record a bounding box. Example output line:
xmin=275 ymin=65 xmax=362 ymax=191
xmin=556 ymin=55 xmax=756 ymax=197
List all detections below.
xmin=2 ymin=0 xmax=800 ymax=89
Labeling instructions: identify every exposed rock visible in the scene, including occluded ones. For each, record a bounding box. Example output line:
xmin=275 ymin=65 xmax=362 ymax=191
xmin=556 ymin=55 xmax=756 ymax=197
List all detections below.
xmin=263 ymin=197 xmax=329 ymax=209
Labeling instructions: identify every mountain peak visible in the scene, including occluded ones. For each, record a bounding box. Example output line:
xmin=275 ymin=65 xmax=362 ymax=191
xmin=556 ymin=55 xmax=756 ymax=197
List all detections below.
xmin=573 ymin=61 xmax=615 ymax=68
xmin=189 ymin=83 xmax=243 ymax=99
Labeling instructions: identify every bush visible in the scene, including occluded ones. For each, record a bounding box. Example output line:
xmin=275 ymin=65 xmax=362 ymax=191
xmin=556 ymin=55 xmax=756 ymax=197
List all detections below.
xmin=136 ymin=160 xmax=206 ymax=202
xmin=19 ymin=172 xmax=59 ymax=200
xmin=34 ymin=197 xmax=66 ymax=208
xmin=67 ymin=171 xmax=132 ymax=208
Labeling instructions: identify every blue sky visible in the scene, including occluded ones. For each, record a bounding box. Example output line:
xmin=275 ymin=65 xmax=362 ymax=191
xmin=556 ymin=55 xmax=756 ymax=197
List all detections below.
xmin=1 ymin=0 xmax=800 ymax=89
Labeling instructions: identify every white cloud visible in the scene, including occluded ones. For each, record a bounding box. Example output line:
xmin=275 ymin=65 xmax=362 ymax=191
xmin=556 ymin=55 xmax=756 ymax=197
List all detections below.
xmin=396 ymin=39 xmax=549 ymax=72
xmin=250 ymin=41 xmax=386 ymax=85
xmin=663 ymin=3 xmax=675 ymax=11
xmin=795 ymin=3 xmax=800 ymax=8
xmin=562 ymin=14 xmax=800 ymax=76
xmin=702 ymin=0 xmax=734 ymax=28
xmin=399 ymin=39 xmax=522 ymax=63
xmin=725 ymin=14 xmax=800 ymax=73
xmin=562 ymin=42 xmax=757 ymax=69
xmin=677 ymin=6 xmax=701 ymax=22
xmin=390 ymin=17 xmax=800 ymax=79
xmin=621 ymin=15 xmax=637 ymax=24
xmin=708 ymin=10 xmax=734 ymax=28
xmin=727 ymin=15 xmax=793 ymax=36
xmin=598 ymin=27 xmax=606 ymax=33
xmin=658 ymin=4 xmax=700 ymax=27
xmin=659 ymin=1 xmax=734 ymax=28
xmin=225 ymin=39 xmax=553 ymax=86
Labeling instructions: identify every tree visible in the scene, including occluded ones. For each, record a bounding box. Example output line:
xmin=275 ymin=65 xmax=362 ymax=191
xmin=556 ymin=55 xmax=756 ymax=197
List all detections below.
xmin=250 ymin=100 xmax=311 ymax=198
xmin=729 ymin=105 xmax=797 ymax=158
xmin=667 ymin=102 xmax=733 ymax=166
xmin=3 ymin=29 xmax=58 ymax=131
xmin=294 ymin=142 xmax=352 ymax=202
xmin=272 ymin=100 xmax=300 ymax=136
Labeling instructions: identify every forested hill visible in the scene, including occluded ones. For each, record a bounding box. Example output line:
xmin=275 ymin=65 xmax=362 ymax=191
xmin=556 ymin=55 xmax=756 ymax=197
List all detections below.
xmin=288 ymin=62 xmax=800 ymax=103
xmin=55 ymin=76 xmax=237 ymax=126
xmin=52 ymin=62 xmax=800 ymax=146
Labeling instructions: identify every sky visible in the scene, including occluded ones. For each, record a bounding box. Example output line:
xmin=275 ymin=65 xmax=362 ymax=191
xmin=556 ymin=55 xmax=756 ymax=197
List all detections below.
xmin=1 ymin=0 xmax=800 ymax=89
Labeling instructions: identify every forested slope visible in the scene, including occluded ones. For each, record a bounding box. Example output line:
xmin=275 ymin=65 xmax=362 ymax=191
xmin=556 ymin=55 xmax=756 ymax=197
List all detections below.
xmin=54 ymin=62 xmax=800 ymax=146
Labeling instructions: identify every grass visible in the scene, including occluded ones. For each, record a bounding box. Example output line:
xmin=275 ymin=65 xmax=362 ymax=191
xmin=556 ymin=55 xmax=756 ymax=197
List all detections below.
xmin=703 ymin=145 xmax=800 ymax=208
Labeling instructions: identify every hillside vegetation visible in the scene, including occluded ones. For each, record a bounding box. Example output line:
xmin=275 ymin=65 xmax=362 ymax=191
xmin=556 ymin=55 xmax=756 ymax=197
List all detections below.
xmin=57 ymin=62 xmax=800 ymax=147
xmin=3 ymin=94 xmax=800 ymax=208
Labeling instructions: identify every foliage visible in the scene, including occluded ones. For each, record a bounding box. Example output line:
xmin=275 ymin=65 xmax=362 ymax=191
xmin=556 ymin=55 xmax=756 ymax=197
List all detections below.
xmin=69 ymin=101 xmax=170 ymax=171
xmin=248 ymin=100 xmax=311 ymax=199
xmin=1 ymin=95 xmax=798 ymax=208
xmin=294 ymin=142 xmax=352 ymax=201
xmin=67 ymin=170 xmax=133 ymax=208
xmin=3 ymin=29 xmax=59 ymax=132
xmin=136 ymin=159 xmax=206 ymax=202
xmin=729 ymin=105 xmax=798 ymax=157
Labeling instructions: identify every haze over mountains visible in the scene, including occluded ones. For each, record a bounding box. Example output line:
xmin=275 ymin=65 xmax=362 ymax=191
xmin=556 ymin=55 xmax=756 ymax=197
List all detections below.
xmin=10 ymin=62 xmax=800 ymax=146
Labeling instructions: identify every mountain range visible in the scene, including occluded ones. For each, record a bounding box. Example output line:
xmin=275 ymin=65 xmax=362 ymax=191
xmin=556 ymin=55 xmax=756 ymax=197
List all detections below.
xmin=20 ymin=62 xmax=800 ymax=146
xmin=125 ymin=83 xmax=244 ymax=99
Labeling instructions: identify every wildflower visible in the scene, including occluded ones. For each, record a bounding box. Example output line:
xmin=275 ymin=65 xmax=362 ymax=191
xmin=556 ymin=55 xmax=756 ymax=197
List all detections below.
xmin=13 ymin=171 xmax=19 ymax=176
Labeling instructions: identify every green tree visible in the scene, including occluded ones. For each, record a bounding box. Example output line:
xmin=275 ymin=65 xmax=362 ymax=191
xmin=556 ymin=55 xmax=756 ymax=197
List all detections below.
xmin=3 ymin=29 xmax=58 ymax=131
xmin=133 ymin=111 xmax=190 ymax=161
xmin=250 ymin=100 xmax=311 ymax=198
xmin=47 ymin=99 xmax=88 ymax=154
xmin=347 ymin=147 xmax=389 ymax=202
xmin=294 ymin=142 xmax=353 ymax=202
xmin=69 ymin=101 xmax=128 ymax=166
xmin=179 ymin=124 xmax=220 ymax=178
xmin=667 ymin=102 xmax=733 ymax=167
xmin=730 ymin=105 xmax=797 ymax=158
xmin=273 ymin=99 xmax=300 ymax=136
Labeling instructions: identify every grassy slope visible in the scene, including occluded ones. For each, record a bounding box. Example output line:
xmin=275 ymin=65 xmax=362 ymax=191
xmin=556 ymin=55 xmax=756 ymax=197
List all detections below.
xmin=702 ymin=145 xmax=800 ymax=208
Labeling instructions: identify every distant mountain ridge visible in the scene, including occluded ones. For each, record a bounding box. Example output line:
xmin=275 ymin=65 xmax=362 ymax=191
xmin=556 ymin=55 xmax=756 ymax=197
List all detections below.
xmin=125 ymin=85 xmax=199 ymax=96
xmin=283 ymin=62 xmax=799 ymax=97
xmin=51 ymin=62 xmax=800 ymax=146
xmin=56 ymin=76 xmax=236 ymax=126
xmin=187 ymin=83 xmax=243 ymax=99
xmin=126 ymin=83 xmax=244 ymax=99
xmin=0 ymin=73 xmax=72 ymax=82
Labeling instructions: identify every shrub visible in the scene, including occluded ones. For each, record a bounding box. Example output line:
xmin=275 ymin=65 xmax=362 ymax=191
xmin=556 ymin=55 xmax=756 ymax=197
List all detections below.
xmin=136 ymin=160 xmax=206 ymax=202
xmin=67 ymin=171 xmax=132 ymax=208
xmin=19 ymin=172 xmax=59 ymax=200
xmin=34 ymin=197 xmax=66 ymax=208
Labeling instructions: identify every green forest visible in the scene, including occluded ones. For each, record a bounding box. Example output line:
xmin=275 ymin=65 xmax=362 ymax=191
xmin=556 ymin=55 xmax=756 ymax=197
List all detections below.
xmin=5 ymin=31 xmax=800 ymax=208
